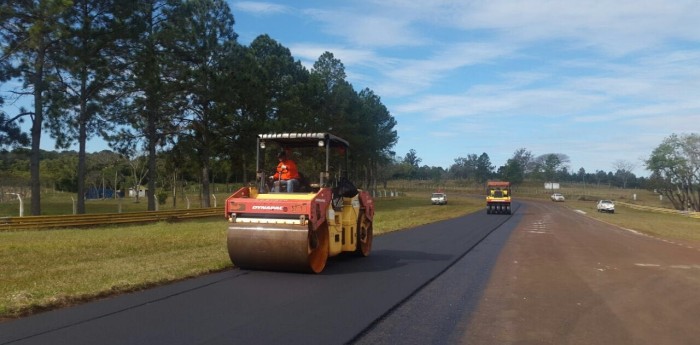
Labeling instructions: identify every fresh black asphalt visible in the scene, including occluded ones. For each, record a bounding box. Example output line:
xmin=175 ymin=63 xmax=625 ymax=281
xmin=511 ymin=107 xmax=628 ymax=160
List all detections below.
xmin=0 ymin=202 xmax=521 ymax=345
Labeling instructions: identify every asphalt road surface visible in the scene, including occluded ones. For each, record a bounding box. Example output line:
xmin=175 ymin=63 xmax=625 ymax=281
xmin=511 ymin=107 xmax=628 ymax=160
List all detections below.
xmin=0 ymin=202 xmax=518 ymax=345
xmin=3 ymin=200 xmax=699 ymax=345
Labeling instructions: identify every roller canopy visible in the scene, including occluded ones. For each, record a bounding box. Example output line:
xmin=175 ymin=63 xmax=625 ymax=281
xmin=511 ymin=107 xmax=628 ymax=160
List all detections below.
xmin=258 ymin=133 xmax=350 ymax=149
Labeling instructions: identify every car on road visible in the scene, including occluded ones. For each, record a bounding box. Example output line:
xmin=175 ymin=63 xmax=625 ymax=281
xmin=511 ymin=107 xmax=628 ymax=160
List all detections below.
xmin=431 ymin=192 xmax=447 ymax=205
xmin=551 ymin=193 xmax=565 ymax=202
xmin=597 ymin=200 xmax=615 ymax=213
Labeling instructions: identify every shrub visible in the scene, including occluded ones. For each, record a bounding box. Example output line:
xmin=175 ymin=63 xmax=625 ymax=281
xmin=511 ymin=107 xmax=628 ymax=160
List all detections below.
xmin=156 ymin=190 xmax=168 ymax=205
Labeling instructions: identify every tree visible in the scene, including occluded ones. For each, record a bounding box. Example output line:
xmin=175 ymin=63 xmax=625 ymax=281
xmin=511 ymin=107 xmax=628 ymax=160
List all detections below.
xmin=353 ymin=88 xmax=397 ymax=188
xmin=450 ymin=154 xmax=478 ymax=180
xmin=306 ymin=52 xmax=397 ymax=187
xmin=0 ymin=112 xmax=29 ymax=148
xmin=542 ymin=154 xmax=561 ymax=181
xmin=475 ymin=152 xmax=493 ymax=183
xmin=498 ymin=148 xmax=532 ymax=184
xmin=645 ymin=133 xmax=700 ymax=211
xmin=164 ymin=0 xmax=237 ymax=208
xmin=0 ymin=0 xmax=72 ymax=215
xmin=612 ymin=159 xmax=637 ymax=189
xmin=1 ymin=62 xmax=29 ymax=148
xmin=511 ymin=148 xmax=534 ymax=175
xmin=499 ymin=159 xmax=523 ymax=184
xmin=46 ymin=0 xmax=133 ymax=213
xmin=41 ymin=151 xmax=79 ymax=192
xmin=117 ymin=0 xmax=184 ymax=211
xmin=397 ymin=149 xmax=421 ymax=180
xmin=307 ymin=51 xmax=358 ymax=137
xmin=217 ymin=35 xmax=308 ymax=183
xmin=125 ymin=152 xmax=148 ymax=203
xmin=403 ymin=149 xmax=421 ymax=167
xmin=248 ymin=34 xmax=309 ymax=131
xmin=312 ymin=51 xmax=346 ymax=95
xmin=82 ymin=150 xmax=126 ymax=198
xmin=533 ymin=153 xmax=569 ymax=182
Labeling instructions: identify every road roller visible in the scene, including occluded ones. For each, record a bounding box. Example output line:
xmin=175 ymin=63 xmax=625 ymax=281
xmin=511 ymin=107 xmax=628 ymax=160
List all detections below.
xmin=486 ymin=181 xmax=512 ymax=214
xmin=225 ymin=133 xmax=374 ymax=273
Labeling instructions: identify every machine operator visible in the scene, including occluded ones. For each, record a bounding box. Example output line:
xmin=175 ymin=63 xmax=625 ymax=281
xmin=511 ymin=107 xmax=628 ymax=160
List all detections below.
xmin=270 ymin=150 xmax=300 ymax=192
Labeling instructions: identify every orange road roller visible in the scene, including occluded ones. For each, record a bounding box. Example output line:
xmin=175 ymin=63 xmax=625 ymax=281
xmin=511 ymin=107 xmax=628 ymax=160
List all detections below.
xmin=225 ymin=133 xmax=374 ymax=273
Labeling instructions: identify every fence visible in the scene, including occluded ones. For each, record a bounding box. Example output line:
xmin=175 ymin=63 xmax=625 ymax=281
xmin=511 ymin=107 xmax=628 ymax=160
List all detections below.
xmin=0 ymin=207 xmax=223 ymax=231
xmin=369 ymin=189 xmax=403 ymax=198
xmin=617 ymin=202 xmax=700 ymax=219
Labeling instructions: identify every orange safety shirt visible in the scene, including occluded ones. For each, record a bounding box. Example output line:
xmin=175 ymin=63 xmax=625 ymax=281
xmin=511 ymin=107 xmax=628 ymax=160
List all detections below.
xmin=273 ymin=159 xmax=300 ymax=180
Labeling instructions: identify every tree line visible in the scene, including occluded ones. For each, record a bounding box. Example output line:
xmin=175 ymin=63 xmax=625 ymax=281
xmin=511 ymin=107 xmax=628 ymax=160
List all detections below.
xmin=0 ymin=145 xmax=641 ymax=201
xmin=390 ymin=148 xmax=647 ymax=189
xmin=393 ymin=134 xmax=700 ymax=212
xmin=0 ymin=0 xmax=398 ymax=215
xmin=3 ymin=132 xmax=699 ymax=212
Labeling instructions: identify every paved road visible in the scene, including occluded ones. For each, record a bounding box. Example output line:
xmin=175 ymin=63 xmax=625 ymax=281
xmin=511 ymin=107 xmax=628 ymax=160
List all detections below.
xmin=357 ymin=200 xmax=700 ymax=345
xmin=465 ymin=200 xmax=700 ymax=345
xmin=5 ymin=200 xmax=697 ymax=344
xmin=0 ymin=203 xmax=518 ymax=345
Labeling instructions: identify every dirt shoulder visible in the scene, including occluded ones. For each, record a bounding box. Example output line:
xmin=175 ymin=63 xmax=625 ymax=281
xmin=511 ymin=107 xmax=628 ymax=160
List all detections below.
xmin=464 ymin=200 xmax=700 ymax=345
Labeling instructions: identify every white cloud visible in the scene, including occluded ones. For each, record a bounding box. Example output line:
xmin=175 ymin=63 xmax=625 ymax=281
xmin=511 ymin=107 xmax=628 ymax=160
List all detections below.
xmin=395 ymin=85 xmax=606 ymax=121
xmin=231 ymin=1 xmax=289 ymax=15
xmin=302 ymin=8 xmax=425 ymax=47
xmin=369 ymin=42 xmax=518 ymax=97
xmin=287 ymin=43 xmax=387 ymax=69
xmin=302 ymin=0 xmax=700 ymax=55
xmin=442 ymin=0 xmax=700 ymax=55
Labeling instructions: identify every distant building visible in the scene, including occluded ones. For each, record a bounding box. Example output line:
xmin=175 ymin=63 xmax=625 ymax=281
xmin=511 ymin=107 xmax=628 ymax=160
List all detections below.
xmin=128 ymin=186 xmax=146 ymax=197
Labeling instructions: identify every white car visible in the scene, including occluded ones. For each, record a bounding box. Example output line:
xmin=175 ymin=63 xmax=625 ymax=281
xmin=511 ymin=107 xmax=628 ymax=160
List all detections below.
xmin=551 ymin=193 xmax=565 ymax=202
xmin=431 ymin=193 xmax=447 ymax=205
xmin=597 ymin=200 xmax=615 ymax=213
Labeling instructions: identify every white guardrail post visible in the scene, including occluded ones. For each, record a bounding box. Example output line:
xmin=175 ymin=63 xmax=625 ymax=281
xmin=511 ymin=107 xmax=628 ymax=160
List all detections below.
xmin=5 ymin=193 xmax=24 ymax=217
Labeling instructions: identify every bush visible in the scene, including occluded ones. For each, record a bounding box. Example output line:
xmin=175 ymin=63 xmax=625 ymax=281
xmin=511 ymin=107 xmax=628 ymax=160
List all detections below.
xmin=156 ymin=190 xmax=168 ymax=205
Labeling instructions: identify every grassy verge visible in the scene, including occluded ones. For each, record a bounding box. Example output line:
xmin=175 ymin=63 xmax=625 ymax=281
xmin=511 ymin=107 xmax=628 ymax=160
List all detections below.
xmin=0 ymin=219 xmax=230 ymax=319
xmin=0 ymin=193 xmax=482 ymax=319
xmin=562 ymin=199 xmax=700 ymax=242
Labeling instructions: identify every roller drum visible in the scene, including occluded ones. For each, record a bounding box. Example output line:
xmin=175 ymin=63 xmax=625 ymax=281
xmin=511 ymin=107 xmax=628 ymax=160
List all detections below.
xmin=227 ymin=223 xmax=329 ymax=273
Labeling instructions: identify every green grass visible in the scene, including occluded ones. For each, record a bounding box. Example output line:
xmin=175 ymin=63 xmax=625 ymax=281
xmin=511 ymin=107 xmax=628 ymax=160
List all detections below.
xmin=505 ymin=183 xmax=700 ymax=242
xmin=0 ymin=220 xmax=230 ymax=319
xmin=562 ymin=199 xmax=700 ymax=242
xmin=0 ymin=193 xmax=483 ymax=319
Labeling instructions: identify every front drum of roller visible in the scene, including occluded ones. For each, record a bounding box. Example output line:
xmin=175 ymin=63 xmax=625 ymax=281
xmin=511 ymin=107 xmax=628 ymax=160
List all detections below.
xmin=227 ymin=223 xmax=329 ymax=273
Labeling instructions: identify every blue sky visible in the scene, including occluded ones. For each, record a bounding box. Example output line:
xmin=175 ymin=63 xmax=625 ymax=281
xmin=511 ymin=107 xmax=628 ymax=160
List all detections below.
xmin=229 ymin=0 xmax=700 ymax=176
xmin=5 ymin=1 xmax=700 ymax=176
